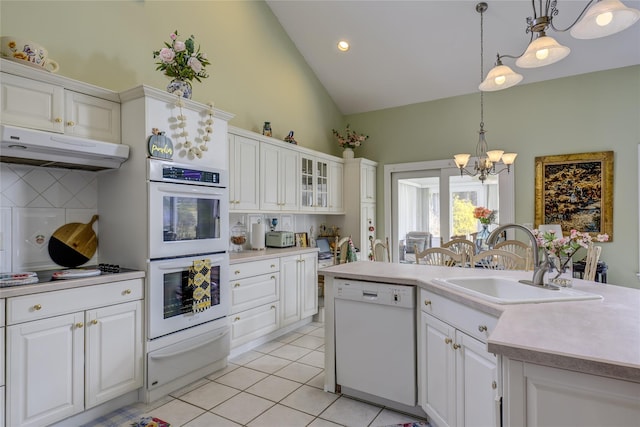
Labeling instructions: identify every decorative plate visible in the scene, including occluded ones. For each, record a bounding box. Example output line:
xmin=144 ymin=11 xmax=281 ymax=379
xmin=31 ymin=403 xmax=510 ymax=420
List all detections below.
xmin=52 ymin=269 xmax=101 ymax=279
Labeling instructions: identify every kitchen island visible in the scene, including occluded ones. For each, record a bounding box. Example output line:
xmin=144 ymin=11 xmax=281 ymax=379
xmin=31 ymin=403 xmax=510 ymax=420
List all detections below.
xmin=320 ymin=261 xmax=640 ymax=427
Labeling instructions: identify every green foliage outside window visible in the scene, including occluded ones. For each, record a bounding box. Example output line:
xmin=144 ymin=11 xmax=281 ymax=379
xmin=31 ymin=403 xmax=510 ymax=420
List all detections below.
xmin=452 ymin=196 xmax=476 ymax=237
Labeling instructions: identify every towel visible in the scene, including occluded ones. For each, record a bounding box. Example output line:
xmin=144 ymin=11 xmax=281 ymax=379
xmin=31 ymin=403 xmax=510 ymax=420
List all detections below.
xmin=188 ymin=259 xmax=211 ymax=313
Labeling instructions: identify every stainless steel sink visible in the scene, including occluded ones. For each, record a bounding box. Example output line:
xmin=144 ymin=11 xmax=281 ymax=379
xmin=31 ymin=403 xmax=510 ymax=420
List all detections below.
xmin=433 ymin=277 xmax=603 ymax=304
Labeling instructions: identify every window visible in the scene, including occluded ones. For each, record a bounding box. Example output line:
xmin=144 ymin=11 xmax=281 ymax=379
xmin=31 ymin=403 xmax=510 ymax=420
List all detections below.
xmin=385 ymin=159 xmax=514 ymax=262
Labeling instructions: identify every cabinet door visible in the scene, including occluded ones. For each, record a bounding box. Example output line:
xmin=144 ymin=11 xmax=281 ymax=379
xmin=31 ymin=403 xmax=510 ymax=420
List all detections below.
xmin=85 ymin=300 xmax=143 ymax=409
xmin=300 ymin=155 xmax=315 ymax=211
xmin=280 ymin=149 xmax=299 ymax=211
xmin=455 ymin=330 xmax=499 ymax=427
xmin=229 ymin=134 xmax=260 ymax=211
xmin=260 ymin=143 xmax=281 ymax=210
xmin=1 ymin=73 xmax=64 ymax=133
xmin=361 ymin=163 xmax=376 ymax=202
xmin=315 ymin=159 xmax=329 ymax=211
xmin=329 ymin=161 xmax=344 ymax=212
xmin=7 ymin=312 xmax=84 ymax=427
xmin=64 ymin=91 xmax=121 ymax=143
xmin=230 ymin=302 xmax=279 ymax=348
xmin=230 ymin=273 xmax=279 ymax=314
xmin=280 ymin=255 xmax=301 ymax=326
xmin=420 ymin=312 xmax=456 ymax=427
xmin=300 ymin=252 xmax=318 ymax=318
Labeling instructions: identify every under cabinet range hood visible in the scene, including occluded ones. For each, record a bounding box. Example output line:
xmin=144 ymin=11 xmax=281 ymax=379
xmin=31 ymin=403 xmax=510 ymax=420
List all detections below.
xmin=1 ymin=125 xmax=130 ymax=171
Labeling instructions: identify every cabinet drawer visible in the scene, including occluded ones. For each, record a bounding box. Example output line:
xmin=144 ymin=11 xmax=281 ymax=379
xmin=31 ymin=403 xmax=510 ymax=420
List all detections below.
xmin=230 ymin=258 xmax=280 ymax=280
xmin=420 ymin=288 xmax=497 ymax=343
xmin=7 ymin=279 xmax=143 ymax=325
xmin=230 ymin=273 xmax=279 ymax=314
xmin=230 ymin=302 xmax=279 ymax=348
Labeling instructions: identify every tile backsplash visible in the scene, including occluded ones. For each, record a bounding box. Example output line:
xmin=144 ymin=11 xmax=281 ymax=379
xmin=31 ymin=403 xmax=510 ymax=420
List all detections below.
xmin=0 ymin=163 xmax=98 ymax=271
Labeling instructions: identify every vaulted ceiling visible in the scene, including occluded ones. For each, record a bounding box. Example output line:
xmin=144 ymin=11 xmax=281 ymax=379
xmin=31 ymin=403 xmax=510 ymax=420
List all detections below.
xmin=267 ymin=0 xmax=640 ymax=114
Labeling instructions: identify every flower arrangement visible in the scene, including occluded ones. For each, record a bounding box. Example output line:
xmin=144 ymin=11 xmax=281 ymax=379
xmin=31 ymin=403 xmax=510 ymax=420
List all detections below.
xmin=473 ymin=207 xmax=497 ymax=225
xmin=153 ymin=31 xmax=210 ymax=82
xmin=332 ymin=124 xmax=369 ymax=150
xmin=534 ymin=228 xmax=609 ymax=259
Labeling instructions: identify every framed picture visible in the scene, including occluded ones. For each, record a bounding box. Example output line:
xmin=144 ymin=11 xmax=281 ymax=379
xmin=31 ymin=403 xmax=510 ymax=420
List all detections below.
xmin=535 ymin=151 xmax=613 ymax=240
xmin=295 ymin=232 xmax=308 ymax=248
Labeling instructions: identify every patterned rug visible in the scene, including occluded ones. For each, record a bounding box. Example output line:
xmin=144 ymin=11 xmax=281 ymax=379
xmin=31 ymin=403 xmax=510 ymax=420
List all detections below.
xmin=79 ymin=404 xmax=170 ymax=427
xmin=384 ymin=423 xmax=431 ymax=427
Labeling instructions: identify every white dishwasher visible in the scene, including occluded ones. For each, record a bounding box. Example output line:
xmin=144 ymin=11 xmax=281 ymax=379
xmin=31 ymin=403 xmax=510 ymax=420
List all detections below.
xmin=334 ymin=279 xmax=416 ymax=407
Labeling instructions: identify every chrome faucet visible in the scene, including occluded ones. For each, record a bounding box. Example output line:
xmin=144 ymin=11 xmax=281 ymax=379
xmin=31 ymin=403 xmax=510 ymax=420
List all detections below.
xmin=487 ymin=223 xmax=555 ymax=289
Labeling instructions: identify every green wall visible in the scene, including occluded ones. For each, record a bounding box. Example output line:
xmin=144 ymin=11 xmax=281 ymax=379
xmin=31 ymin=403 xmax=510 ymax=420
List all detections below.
xmin=2 ymin=1 xmax=639 ymax=286
xmin=349 ymin=66 xmax=640 ymax=287
xmin=0 ymin=0 xmax=344 ymax=155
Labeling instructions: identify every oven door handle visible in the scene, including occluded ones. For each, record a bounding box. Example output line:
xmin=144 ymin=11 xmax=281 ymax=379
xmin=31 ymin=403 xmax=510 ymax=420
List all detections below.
xmin=148 ymin=328 xmax=229 ymax=359
xmin=155 ymin=256 xmax=226 ymax=270
xmin=156 ymin=185 xmax=226 ymax=197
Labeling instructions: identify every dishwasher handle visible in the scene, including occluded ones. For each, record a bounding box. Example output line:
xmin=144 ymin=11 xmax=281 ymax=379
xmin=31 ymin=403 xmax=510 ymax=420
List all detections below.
xmin=362 ymin=291 xmax=378 ymax=300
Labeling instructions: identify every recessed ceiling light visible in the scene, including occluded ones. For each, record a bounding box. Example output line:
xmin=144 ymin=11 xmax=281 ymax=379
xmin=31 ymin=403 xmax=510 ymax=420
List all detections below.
xmin=337 ymin=40 xmax=350 ymax=52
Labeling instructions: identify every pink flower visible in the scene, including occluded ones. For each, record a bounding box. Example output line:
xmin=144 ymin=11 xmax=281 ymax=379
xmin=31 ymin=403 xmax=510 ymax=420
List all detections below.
xmin=170 ymin=33 xmax=177 ymax=41
xmin=173 ymin=40 xmax=186 ymax=52
xmin=158 ymin=47 xmax=175 ymax=63
xmin=188 ymin=56 xmax=202 ymax=73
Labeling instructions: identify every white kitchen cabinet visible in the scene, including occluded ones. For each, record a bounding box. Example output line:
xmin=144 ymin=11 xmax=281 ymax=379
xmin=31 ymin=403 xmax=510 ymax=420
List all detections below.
xmin=5 ymin=279 xmax=143 ymax=427
xmin=260 ymin=142 xmax=299 ymax=211
xmin=230 ymin=302 xmax=280 ymax=348
xmin=64 ymin=90 xmax=121 ymax=143
xmin=280 ymin=252 xmax=318 ymax=327
xmin=418 ymin=289 xmax=499 ymax=427
xmin=0 ymin=72 xmax=121 ymax=143
xmin=300 ymin=154 xmax=329 ymax=212
xmin=336 ymin=158 xmax=378 ymax=256
xmin=229 ymin=258 xmax=280 ymax=348
xmin=502 ymin=358 xmax=640 ymax=427
xmin=329 ymin=160 xmax=344 ymax=213
xmin=85 ymin=300 xmax=143 ymax=408
xmin=229 ymin=133 xmax=260 ymax=211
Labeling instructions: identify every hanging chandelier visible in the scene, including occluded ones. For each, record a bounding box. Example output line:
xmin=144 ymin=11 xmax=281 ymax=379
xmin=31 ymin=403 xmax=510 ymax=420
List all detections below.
xmin=480 ymin=0 xmax=640 ymax=91
xmin=454 ymin=2 xmax=517 ymax=184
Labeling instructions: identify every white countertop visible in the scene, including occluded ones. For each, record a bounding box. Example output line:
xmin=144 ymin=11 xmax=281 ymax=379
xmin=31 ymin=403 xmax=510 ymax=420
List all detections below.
xmin=0 ymin=269 xmax=145 ymax=298
xmin=230 ymin=247 xmax=319 ymax=264
xmin=320 ymin=261 xmax=640 ymax=383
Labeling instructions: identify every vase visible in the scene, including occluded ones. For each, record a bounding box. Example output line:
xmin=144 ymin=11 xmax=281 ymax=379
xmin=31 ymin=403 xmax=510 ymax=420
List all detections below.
xmin=167 ymin=79 xmax=192 ymax=99
xmin=343 ymin=147 xmax=354 ymax=159
xmin=549 ymin=254 xmax=573 ymax=287
xmin=476 ymin=223 xmax=490 ymax=252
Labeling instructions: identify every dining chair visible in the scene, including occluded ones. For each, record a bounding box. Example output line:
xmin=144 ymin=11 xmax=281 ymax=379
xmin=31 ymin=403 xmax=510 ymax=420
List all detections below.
xmin=370 ymin=237 xmax=391 ymax=262
xmin=472 ymin=249 xmax=526 ymax=270
xmin=441 ymin=238 xmax=476 ymax=264
xmin=493 ymin=240 xmax=533 ymax=271
xmin=584 ymin=244 xmax=602 ymax=282
xmin=334 ymin=236 xmax=352 ymax=265
xmin=415 ymin=247 xmax=465 ymax=267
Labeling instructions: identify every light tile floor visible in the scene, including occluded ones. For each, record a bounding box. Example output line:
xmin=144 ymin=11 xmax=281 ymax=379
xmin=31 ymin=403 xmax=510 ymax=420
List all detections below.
xmin=90 ymin=322 xmax=429 ymax=427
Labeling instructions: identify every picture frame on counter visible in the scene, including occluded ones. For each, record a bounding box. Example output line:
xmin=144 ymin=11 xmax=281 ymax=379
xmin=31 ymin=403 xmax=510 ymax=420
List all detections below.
xmin=295 ymin=232 xmax=308 ymax=248
xmin=535 ymin=151 xmax=613 ymax=240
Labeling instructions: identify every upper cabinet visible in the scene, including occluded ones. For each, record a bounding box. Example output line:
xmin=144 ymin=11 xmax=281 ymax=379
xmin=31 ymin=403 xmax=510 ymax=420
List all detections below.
xmin=260 ymin=141 xmax=299 ymax=211
xmin=229 ymin=126 xmax=344 ymax=214
xmin=1 ymin=69 xmax=121 ymax=144
xmin=361 ymin=161 xmax=376 ymax=203
xmin=229 ymin=133 xmax=260 ymax=211
xmin=300 ymin=154 xmax=329 ymax=213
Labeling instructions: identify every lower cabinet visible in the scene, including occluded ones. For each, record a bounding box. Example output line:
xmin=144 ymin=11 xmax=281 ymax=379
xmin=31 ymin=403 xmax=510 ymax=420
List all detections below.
xmin=502 ymin=358 xmax=640 ymax=426
xmin=229 ymin=258 xmax=280 ymax=348
xmin=280 ymin=252 xmax=318 ymax=327
xmin=418 ymin=289 xmax=499 ymax=427
xmin=230 ymin=252 xmax=318 ymax=348
xmin=5 ymin=279 xmax=143 ymax=427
